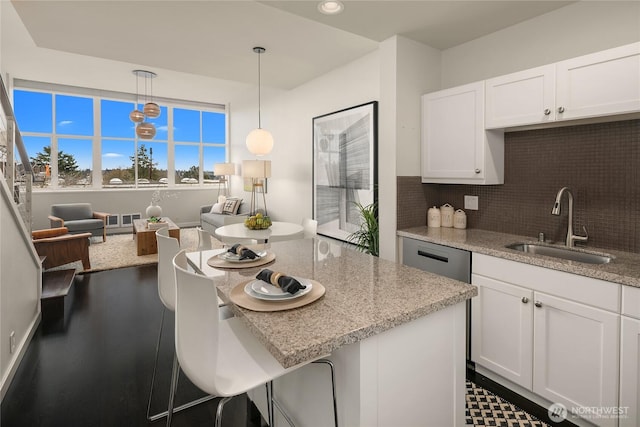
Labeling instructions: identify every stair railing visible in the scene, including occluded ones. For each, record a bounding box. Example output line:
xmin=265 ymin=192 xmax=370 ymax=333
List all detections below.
xmin=1 ymin=75 xmax=33 ymax=233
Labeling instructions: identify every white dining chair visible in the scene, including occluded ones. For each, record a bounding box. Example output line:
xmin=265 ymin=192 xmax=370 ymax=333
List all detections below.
xmin=147 ymin=227 xmax=221 ymax=425
xmin=302 ymin=218 xmax=318 ymax=238
xmin=196 ymin=227 xmax=212 ymax=251
xmin=172 ymin=250 xmax=338 ymax=427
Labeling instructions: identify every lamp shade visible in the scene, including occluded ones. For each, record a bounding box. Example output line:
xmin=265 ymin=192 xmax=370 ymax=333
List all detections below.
xmin=246 ymin=128 xmax=274 ymax=156
xmin=143 ymin=102 xmax=161 ymax=118
xmin=242 ymin=160 xmax=271 ymax=179
xmin=136 ymin=122 xmax=156 ymax=139
xmin=129 ymin=109 xmax=145 ymax=123
xmin=214 ymin=162 xmax=235 ymax=176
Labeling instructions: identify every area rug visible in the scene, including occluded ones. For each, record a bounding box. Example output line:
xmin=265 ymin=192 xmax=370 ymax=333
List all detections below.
xmin=57 ymin=228 xmax=224 ymax=274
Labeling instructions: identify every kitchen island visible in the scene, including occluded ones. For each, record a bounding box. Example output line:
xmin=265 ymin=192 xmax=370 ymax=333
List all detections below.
xmin=187 ymin=237 xmax=477 ymax=427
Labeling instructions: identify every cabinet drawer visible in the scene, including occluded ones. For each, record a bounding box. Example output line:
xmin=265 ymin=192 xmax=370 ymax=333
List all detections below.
xmin=403 ymin=239 xmax=470 ymax=283
xmin=622 ymin=286 xmax=640 ymax=319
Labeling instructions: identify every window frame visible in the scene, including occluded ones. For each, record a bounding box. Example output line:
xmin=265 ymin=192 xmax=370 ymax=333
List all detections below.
xmin=13 ymin=80 xmax=228 ymax=191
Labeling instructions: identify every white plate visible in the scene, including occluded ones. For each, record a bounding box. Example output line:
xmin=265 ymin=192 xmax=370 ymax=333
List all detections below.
xmin=218 ymin=250 xmax=267 ymax=263
xmin=245 ymin=278 xmax=312 ymax=301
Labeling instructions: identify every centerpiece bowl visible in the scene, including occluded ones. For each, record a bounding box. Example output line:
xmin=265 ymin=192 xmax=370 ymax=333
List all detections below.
xmin=244 ymin=214 xmax=272 ymax=230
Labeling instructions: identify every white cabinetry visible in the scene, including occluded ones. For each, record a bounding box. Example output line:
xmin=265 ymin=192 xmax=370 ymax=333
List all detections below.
xmin=472 ymin=253 xmax=621 ymax=427
xmin=485 ymin=65 xmax=556 ymax=128
xmin=471 ymin=275 xmax=533 ymax=388
xmin=620 ymin=286 xmax=640 ymax=427
xmin=485 ymin=42 xmax=640 ymax=129
xmin=421 ymin=82 xmax=504 ymax=185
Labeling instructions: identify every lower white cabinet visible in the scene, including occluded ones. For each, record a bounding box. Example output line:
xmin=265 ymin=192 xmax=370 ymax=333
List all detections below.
xmin=532 ymin=292 xmax=619 ymax=422
xmin=472 ymin=253 xmax=621 ymax=427
xmin=471 ymin=275 xmax=533 ymax=388
xmin=620 ymin=285 xmax=640 ymax=427
xmin=620 ymin=316 xmax=640 ymax=427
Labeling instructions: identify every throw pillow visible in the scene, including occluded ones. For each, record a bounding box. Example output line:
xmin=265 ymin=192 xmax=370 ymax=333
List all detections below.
xmin=222 ymin=198 xmax=242 ymax=215
xmin=217 ymin=195 xmax=227 ymax=204
xmin=210 ymin=203 xmax=224 ymax=214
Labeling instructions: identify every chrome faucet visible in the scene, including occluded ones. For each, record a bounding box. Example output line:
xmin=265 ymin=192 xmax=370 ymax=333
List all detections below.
xmin=552 ymin=187 xmax=588 ymax=247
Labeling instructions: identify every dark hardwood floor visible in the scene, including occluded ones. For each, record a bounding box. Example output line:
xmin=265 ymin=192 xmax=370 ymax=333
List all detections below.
xmin=1 ymin=265 xmax=265 ymax=427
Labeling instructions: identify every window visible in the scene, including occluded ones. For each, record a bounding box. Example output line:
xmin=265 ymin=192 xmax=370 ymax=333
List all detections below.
xmin=13 ymin=84 xmax=226 ymax=190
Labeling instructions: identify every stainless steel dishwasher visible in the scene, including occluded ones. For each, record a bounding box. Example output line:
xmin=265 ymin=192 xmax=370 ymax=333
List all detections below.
xmin=402 ymin=237 xmax=472 ymax=362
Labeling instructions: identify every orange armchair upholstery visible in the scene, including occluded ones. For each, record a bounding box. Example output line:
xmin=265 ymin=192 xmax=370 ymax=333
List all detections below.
xmin=32 ymin=227 xmax=92 ymax=271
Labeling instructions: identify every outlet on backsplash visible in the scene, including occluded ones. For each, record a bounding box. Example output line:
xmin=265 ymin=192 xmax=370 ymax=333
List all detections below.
xmin=464 ymin=195 xmax=478 ymax=210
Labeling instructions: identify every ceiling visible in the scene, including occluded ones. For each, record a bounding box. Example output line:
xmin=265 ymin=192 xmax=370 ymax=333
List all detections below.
xmin=11 ymin=0 xmax=573 ymax=89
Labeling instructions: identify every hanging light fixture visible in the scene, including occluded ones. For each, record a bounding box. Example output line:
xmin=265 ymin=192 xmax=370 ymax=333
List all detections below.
xmin=246 ymin=47 xmax=274 ymax=156
xmin=130 ymin=70 xmax=160 ymax=139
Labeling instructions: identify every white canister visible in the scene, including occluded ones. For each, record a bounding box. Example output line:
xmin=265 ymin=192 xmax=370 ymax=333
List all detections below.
xmin=453 ymin=209 xmax=467 ymax=229
xmin=440 ymin=203 xmax=454 ymax=228
xmin=427 ymin=206 xmax=441 ymax=228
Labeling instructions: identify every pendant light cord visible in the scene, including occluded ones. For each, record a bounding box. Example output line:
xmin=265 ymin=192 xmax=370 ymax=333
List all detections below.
xmin=257 ymin=49 xmax=262 ymax=129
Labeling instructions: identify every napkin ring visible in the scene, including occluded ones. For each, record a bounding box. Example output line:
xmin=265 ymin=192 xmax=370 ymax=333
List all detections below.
xmin=270 ymin=272 xmax=283 ymax=287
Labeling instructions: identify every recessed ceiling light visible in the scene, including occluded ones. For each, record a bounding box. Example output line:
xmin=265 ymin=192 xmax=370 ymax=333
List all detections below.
xmin=318 ymin=0 xmax=344 ymax=15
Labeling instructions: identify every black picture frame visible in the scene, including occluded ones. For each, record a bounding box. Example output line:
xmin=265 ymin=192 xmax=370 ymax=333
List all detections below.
xmin=312 ymin=101 xmax=378 ymax=243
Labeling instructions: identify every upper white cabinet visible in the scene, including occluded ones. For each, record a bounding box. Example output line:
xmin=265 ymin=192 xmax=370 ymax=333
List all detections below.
xmin=557 ymin=43 xmax=640 ymax=121
xmin=485 ymin=64 xmax=556 ymax=128
xmin=421 ymin=82 xmax=504 ymax=185
xmin=485 ymin=42 xmax=640 ymax=129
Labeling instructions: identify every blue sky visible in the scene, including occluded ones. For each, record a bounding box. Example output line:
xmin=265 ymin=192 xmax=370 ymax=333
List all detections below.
xmin=14 ymin=90 xmax=226 ymax=172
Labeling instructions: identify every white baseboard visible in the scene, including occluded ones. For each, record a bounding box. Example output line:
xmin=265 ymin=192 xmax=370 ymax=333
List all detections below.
xmin=1 ymin=311 xmax=41 ymax=401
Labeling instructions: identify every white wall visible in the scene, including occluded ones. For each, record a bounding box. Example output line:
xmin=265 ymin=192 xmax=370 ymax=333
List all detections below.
xmin=0 ymin=177 xmax=41 ymax=400
xmin=30 ymin=187 xmax=218 ymax=232
xmin=229 ymin=51 xmax=381 ymax=225
xmin=441 ymin=1 xmax=640 ymax=88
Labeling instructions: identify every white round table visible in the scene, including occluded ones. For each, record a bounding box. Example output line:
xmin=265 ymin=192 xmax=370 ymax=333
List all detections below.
xmin=214 ymin=221 xmax=304 ymax=243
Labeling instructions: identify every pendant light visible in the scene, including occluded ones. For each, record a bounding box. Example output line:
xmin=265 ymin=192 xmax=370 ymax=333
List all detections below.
xmin=246 ymin=47 xmax=274 ymax=156
xmin=130 ymin=70 xmax=160 ymax=139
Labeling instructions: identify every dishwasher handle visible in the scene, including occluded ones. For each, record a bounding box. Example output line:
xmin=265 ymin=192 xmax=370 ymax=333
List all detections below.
xmin=417 ymin=250 xmax=449 ymax=263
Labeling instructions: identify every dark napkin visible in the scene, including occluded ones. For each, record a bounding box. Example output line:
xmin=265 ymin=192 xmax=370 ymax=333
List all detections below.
xmin=228 ymin=243 xmax=259 ymax=260
xmin=256 ymin=269 xmax=306 ymax=295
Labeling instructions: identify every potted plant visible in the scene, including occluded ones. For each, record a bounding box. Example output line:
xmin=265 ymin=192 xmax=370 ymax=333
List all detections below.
xmin=347 ymin=201 xmax=379 ymax=257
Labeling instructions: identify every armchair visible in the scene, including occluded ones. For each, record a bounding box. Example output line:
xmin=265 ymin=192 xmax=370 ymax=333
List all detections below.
xmin=49 ymin=203 xmax=109 ymax=242
xmin=32 ymin=227 xmax=92 ymax=270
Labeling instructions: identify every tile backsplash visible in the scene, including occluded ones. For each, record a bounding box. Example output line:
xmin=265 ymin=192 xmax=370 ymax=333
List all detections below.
xmin=397 ymin=119 xmax=639 ymax=253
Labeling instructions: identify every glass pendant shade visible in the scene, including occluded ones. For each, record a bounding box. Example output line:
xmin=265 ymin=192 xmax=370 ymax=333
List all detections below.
xmin=129 ymin=109 xmax=145 ymax=123
xmin=136 ymin=122 xmax=156 ymax=139
xmin=143 ymin=102 xmax=161 ymax=118
xmin=246 ymin=128 xmax=274 ymax=156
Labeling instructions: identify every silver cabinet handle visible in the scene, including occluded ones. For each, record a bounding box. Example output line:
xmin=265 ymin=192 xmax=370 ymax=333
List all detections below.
xmin=522 ymin=297 xmax=529 ymax=304
xmin=534 ymin=301 xmax=543 ymax=308
xmin=544 ymin=109 xmax=551 ymax=116
xmin=557 ymin=106 xmax=565 ymax=113
xmin=474 ymin=168 xmax=481 ymax=174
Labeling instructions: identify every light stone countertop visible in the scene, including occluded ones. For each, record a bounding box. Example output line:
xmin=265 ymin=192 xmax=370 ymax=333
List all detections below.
xmin=192 ymin=238 xmax=477 ymax=368
xmin=397 ymin=227 xmax=640 ymax=288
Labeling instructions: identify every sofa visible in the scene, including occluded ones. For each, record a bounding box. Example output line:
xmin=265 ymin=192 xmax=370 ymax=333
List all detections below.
xmin=49 ymin=203 xmax=109 ymax=242
xmin=199 ymin=201 xmax=249 ymax=235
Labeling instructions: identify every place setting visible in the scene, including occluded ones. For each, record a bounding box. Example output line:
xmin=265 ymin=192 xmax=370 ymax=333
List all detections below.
xmin=207 ymin=243 xmax=276 ymax=269
xmin=229 ymin=268 xmax=325 ymax=312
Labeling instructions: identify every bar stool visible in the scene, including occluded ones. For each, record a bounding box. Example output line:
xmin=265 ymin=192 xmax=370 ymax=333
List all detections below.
xmin=172 ymin=250 xmax=338 ymax=427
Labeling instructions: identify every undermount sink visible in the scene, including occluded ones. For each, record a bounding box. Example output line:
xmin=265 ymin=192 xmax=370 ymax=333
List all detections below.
xmin=505 ymin=243 xmax=613 ymax=265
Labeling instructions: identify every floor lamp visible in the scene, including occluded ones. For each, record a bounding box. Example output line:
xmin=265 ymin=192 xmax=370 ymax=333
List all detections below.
xmin=214 ymin=163 xmax=235 ymax=198
xmin=242 ymin=160 xmax=271 ymax=216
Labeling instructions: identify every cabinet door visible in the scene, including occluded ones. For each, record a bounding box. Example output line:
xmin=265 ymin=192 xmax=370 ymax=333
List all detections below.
xmin=422 ymin=82 xmax=485 ymax=181
xmin=471 ymin=274 xmax=533 ymax=388
xmin=485 ymin=64 xmax=556 ymax=128
xmin=620 ymin=316 xmax=640 ymax=427
xmin=533 ymin=292 xmax=619 ymax=427
xmin=556 ymin=42 xmax=640 ymax=120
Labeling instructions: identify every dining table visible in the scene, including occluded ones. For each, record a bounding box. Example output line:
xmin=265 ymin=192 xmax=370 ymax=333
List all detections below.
xmin=213 ymin=221 xmax=304 ymax=243
xmin=184 ymin=237 xmax=476 ymax=427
